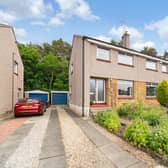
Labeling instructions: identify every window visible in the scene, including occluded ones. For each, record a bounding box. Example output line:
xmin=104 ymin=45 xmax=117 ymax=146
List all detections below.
xmin=118 ymin=54 xmax=133 ymax=66
xmin=146 ymin=60 xmax=157 ymax=70
xmin=14 ymin=61 xmax=18 ymax=74
xmin=162 ymin=64 xmax=168 ymax=73
xmin=97 ymin=48 xmax=110 ymax=61
xmin=146 ymin=82 xmax=157 ymax=97
xmin=118 ymin=80 xmax=133 ymax=97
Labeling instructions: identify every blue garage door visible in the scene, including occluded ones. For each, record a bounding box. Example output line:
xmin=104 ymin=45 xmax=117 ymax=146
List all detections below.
xmin=29 ymin=93 xmax=48 ymax=104
xmin=52 ymin=93 xmax=67 ymax=105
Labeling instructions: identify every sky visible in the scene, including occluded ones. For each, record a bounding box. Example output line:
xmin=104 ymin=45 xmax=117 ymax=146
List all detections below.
xmin=1 ymin=0 xmax=168 ymax=55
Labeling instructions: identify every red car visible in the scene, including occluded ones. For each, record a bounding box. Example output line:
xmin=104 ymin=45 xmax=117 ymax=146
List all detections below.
xmin=14 ymin=98 xmax=44 ymax=117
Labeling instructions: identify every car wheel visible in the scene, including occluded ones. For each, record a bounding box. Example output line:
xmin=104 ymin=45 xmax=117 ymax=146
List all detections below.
xmin=40 ymin=110 xmax=44 ymax=115
xmin=15 ymin=114 xmax=18 ymax=117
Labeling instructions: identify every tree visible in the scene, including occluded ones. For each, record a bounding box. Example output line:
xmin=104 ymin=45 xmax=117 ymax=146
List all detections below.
xmin=37 ymin=53 xmax=62 ymax=90
xmin=18 ymin=43 xmax=41 ymax=90
xmin=156 ymin=80 xmax=168 ymax=107
xmin=18 ymin=39 xmax=71 ymax=91
xmin=111 ymin=39 xmax=122 ymax=46
xmin=163 ymin=51 xmax=168 ymax=60
xmin=141 ymin=47 xmax=157 ymax=56
xmin=52 ymin=38 xmax=71 ymax=59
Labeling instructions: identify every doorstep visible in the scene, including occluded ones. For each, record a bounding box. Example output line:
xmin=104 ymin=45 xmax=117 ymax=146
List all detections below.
xmin=90 ymin=104 xmax=112 ymax=117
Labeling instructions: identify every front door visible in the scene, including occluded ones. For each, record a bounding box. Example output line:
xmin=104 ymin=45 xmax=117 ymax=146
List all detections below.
xmin=90 ymin=79 xmax=105 ymax=103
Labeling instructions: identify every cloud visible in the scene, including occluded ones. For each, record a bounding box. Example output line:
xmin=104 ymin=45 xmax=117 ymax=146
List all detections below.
xmin=14 ymin=28 xmax=27 ymax=37
xmin=31 ymin=21 xmax=46 ymax=26
xmin=109 ymin=25 xmax=143 ymax=42
xmin=132 ymin=41 xmax=155 ymax=51
xmin=95 ymin=35 xmax=111 ymax=42
xmin=95 ymin=25 xmax=156 ymax=52
xmin=48 ymin=15 xmax=65 ymax=26
xmin=0 ymin=10 xmax=16 ymax=23
xmin=0 ymin=0 xmax=53 ymax=21
xmin=0 ymin=0 xmax=99 ymax=26
xmin=55 ymin=0 xmax=99 ymax=21
xmin=145 ymin=16 xmax=168 ymax=40
xmin=40 ymin=0 xmax=100 ymax=27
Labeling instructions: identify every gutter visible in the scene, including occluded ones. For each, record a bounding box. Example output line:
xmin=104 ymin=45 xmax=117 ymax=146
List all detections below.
xmin=82 ymin=37 xmax=86 ymax=117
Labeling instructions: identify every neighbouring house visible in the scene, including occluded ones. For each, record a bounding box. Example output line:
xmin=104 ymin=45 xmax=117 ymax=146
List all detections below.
xmin=0 ymin=24 xmax=24 ymax=116
xmin=69 ymin=32 xmax=168 ymax=117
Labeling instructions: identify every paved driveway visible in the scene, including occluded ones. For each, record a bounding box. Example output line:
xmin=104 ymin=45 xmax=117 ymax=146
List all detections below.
xmin=0 ymin=106 xmax=166 ymax=168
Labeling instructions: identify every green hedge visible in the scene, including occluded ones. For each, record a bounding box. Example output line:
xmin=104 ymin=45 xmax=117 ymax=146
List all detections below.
xmin=96 ymin=110 xmax=121 ymax=132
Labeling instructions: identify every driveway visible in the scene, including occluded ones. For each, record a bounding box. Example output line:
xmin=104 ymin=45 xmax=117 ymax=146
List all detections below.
xmin=0 ymin=106 xmax=166 ymax=168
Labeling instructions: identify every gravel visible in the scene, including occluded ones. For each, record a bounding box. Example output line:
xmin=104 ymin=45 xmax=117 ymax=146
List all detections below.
xmin=4 ymin=110 xmax=50 ymax=168
xmin=57 ymin=107 xmax=115 ymax=168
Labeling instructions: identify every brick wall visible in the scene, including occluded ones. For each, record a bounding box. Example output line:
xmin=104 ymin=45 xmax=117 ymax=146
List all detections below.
xmin=107 ymin=79 xmax=159 ymax=108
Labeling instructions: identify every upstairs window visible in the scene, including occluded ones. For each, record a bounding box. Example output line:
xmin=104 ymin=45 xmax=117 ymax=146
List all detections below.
xmin=14 ymin=61 xmax=18 ymax=74
xmin=146 ymin=82 xmax=157 ymax=97
xmin=118 ymin=54 xmax=133 ymax=66
xmin=146 ymin=60 xmax=157 ymax=70
xmin=97 ymin=48 xmax=110 ymax=61
xmin=162 ymin=64 xmax=168 ymax=73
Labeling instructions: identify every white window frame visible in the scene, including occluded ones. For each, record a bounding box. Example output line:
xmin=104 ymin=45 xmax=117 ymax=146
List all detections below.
xmin=97 ymin=47 xmax=110 ymax=61
xmin=118 ymin=54 xmax=133 ymax=66
xmin=118 ymin=80 xmax=133 ymax=97
xmin=162 ymin=64 xmax=168 ymax=73
xmin=146 ymin=60 xmax=157 ymax=70
xmin=14 ymin=61 xmax=18 ymax=74
xmin=146 ymin=82 xmax=157 ymax=97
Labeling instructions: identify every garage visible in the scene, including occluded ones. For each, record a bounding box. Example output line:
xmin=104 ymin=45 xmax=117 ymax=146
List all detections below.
xmin=25 ymin=90 xmax=49 ymax=105
xmin=51 ymin=91 xmax=68 ymax=105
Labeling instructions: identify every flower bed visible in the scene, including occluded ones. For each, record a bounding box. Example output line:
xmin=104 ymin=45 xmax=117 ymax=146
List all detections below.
xmin=95 ymin=103 xmax=168 ymax=165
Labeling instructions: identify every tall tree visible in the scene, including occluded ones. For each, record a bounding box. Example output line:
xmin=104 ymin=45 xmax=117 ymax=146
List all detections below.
xmin=18 ymin=43 xmax=41 ymax=90
xmin=52 ymin=38 xmax=71 ymax=59
xmin=141 ymin=47 xmax=157 ymax=56
xmin=18 ymin=39 xmax=70 ymax=91
xmin=163 ymin=50 xmax=168 ymax=60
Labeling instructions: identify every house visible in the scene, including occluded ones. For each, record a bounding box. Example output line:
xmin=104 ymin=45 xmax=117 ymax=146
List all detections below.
xmin=0 ymin=24 xmax=24 ymax=116
xmin=69 ymin=32 xmax=168 ymax=117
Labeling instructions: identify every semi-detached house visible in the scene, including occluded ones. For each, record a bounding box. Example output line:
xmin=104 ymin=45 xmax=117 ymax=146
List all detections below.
xmin=69 ymin=32 xmax=168 ymax=117
xmin=0 ymin=24 xmax=24 ymax=116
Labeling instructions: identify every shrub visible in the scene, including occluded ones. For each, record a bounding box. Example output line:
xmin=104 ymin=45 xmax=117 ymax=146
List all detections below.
xmin=156 ymin=80 xmax=168 ymax=107
xmin=117 ymin=102 xmax=137 ymax=116
xmin=123 ymin=119 xmax=150 ymax=147
xmin=159 ymin=116 xmax=168 ymax=128
xmin=140 ymin=107 xmax=163 ymax=126
xmin=147 ymin=126 xmax=168 ymax=156
xmin=117 ymin=102 xmax=143 ymax=120
xmin=96 ymin=110 xmax=121 ymax=132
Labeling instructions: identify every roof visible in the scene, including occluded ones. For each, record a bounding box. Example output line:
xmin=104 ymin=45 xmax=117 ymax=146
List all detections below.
xmin=81 ymin=35 xmax=168 ymax=63
xmin=0 ymin=23 xmax=11 ymax=28
xmin=25 ymin=90 xmax=49 ymax=94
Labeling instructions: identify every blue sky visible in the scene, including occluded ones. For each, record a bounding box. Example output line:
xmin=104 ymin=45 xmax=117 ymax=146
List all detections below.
xmin=1 ymin=0 xmax=168 ymax=55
